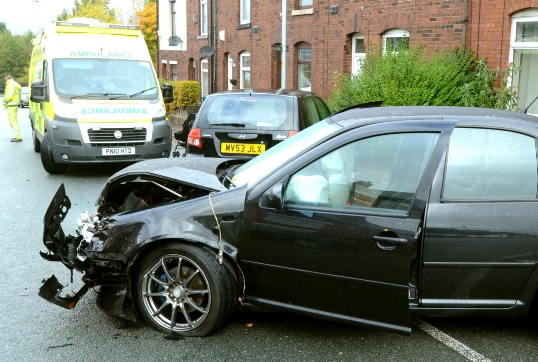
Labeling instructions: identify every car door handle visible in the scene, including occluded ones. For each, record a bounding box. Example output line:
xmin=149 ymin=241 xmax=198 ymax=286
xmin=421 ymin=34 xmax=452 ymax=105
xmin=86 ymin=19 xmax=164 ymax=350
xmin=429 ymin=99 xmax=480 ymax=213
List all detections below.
xmin=373 ymin=236 xmax=408 ymax=250
xmin=373 ymin=236 xmax=408 ymax=245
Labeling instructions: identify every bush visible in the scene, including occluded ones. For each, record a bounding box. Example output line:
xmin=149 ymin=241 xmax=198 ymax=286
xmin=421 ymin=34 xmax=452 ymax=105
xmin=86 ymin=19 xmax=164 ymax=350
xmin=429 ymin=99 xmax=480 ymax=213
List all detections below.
xmin=327 ymin=46 xmax=519 ymax=113
xmin=159 ymin=79 xmax=201 ymax=114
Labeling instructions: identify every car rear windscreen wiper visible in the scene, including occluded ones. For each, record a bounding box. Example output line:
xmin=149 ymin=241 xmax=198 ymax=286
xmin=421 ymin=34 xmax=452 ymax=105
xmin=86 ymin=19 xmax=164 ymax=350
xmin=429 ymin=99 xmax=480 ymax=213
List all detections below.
xmin=217 ymin=123 xmax=246 ymax=127
xmin=110 ymin=87 xmax=156 ymax=100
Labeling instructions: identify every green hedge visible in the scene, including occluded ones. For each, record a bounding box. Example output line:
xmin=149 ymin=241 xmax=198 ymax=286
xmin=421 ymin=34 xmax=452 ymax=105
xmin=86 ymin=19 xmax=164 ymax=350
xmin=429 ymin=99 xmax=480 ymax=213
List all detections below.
xmin=327 ymin=46 xmax=519 ymax=113
xmin=159 ymin=79 xmax=201 ymax=113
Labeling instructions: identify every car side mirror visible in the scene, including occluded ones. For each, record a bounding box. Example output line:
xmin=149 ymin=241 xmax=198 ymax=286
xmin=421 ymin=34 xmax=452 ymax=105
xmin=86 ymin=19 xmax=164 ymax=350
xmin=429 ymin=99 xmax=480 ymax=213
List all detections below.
xmin=161 ymin=83 xmax=174 ymax=104
xmin=261 ymin=183 xmax=284 ymax=210
xmin=30 ymin=81 xmax=48 ymax=102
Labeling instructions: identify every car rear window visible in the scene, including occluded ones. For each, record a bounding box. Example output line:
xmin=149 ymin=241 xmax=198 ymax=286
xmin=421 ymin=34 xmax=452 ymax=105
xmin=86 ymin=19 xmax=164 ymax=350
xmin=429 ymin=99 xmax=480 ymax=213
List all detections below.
xmin=198 ymin=95 xmax=294 ymax=130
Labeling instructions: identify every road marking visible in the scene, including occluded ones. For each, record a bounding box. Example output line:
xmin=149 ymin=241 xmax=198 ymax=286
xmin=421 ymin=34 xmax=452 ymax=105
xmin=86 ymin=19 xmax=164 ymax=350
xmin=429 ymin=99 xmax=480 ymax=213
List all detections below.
xmin=413 ymin=318 xmax=493 ymax=362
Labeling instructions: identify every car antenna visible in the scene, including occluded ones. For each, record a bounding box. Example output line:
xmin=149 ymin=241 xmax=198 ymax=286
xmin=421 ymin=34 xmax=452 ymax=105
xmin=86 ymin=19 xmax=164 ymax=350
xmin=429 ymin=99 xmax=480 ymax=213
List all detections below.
xmin=520 ymin=95 xmax=538 ymax=114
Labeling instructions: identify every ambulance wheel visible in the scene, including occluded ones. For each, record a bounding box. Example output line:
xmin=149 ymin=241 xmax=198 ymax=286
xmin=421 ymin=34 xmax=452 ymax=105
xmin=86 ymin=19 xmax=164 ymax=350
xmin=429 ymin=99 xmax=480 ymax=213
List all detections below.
xmin=41 ymin=132 xmax=67 ymax=174
xmin=32 ymin=124 xmax=41 ymax=153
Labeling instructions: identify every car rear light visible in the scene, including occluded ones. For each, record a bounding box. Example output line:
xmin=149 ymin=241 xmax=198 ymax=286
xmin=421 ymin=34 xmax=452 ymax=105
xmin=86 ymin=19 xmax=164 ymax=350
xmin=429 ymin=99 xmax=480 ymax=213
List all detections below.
xmin=187 ymin=128 xmax=202 ymax=148
xmin=288 ymin=130 xmax=299 ymax=137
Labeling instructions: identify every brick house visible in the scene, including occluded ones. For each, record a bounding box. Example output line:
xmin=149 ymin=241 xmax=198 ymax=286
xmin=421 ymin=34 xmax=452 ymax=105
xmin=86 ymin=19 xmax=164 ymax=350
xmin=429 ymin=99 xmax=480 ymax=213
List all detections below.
xmin=157 ymin=0 xmax=538 ymax=114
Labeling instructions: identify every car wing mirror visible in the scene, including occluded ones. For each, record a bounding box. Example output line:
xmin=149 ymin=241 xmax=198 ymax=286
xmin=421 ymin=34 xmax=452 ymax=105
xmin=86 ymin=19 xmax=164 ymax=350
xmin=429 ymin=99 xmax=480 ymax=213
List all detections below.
xmin=161 ymin=83 xmax=174 ymax=104
xmin=261 ymin=182 xmax=284 ymax=210
xmin=30 ymin=81 xmax=48 ymax=102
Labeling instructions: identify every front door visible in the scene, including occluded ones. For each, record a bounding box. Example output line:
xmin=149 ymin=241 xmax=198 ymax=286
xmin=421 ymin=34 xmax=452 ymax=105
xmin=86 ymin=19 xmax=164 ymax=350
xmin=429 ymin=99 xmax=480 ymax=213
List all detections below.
xmin=238 ymin=122 xmax=453 ymax=333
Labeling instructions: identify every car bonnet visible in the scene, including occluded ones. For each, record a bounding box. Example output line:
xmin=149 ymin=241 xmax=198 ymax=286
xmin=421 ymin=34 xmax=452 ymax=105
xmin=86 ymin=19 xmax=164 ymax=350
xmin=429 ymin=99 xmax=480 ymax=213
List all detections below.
xmin=98 ymin=157 xmax=230 ymax=204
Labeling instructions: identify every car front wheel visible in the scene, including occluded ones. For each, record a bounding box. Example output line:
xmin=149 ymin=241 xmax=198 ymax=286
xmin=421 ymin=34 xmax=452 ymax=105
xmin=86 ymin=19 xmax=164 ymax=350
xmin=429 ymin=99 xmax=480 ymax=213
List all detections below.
xmin=135 ymin=243 xmax=236 ymax=336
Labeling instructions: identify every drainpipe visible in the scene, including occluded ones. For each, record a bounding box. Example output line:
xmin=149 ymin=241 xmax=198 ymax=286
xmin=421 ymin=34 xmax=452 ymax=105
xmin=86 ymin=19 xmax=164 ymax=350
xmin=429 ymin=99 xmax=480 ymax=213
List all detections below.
xmin=156 ymin=0 xmax=160 ymax=78
xmin=462 ymin=0 xmax=469 ymax=50
xmin=281 ymin=0 xmax=287 ymax=89
xmin=211 ymin=0 xmax=217 ymax=93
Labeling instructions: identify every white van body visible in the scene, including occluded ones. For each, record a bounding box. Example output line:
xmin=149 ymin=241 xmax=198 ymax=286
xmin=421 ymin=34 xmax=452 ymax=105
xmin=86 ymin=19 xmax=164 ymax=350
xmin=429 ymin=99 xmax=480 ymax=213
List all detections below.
xmin=29 ymin=18 xmax=173 ymax=173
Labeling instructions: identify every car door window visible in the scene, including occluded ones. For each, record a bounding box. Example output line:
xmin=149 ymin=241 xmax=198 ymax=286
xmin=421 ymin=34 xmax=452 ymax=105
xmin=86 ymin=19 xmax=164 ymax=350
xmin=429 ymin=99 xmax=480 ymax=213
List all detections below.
xmin=443 ymin=128 xmax=538 ymax=200
xmin=283 ymin=132 xmax=440 ymax=214
xmin=303 ymin=97 xmax=319 ymax=127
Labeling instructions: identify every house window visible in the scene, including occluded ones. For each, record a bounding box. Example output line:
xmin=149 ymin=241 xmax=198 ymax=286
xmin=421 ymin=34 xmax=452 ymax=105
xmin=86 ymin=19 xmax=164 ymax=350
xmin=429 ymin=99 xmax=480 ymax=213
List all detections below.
xmin=161 ymin=62 xmax=167 ymax=79
xmin=297 ymin=44 xmax=311 ymax=91
xmin=200 ymin=0 xmax=208 ymax=36
xmin=383 ymin=29 xmax=409 ymax=53
xmin=170 ymin=0 xmax=177 ymax=37
xmin=240 ymin=0 xmax=250 ymax=24
xmin=240 ymin=52 xmax=251 ymax=89
xmin=188 ymin=59 xmax=195 ymax=81
xmin=299 ymin=0 xmax=313 ymax=7
xmin=352 ymin=34 xmax=365 ymax=75
xmin=510 ymin=9 xmax=538 ymax=115
xmin=201 ymin=59 xmax=209 ymax=97
xmin=170 ymin=62 xmax=178 ymax=81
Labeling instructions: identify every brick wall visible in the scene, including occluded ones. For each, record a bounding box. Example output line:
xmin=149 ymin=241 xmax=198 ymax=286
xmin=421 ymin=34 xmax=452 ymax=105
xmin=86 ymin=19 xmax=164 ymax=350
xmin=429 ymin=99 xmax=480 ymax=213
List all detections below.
xmin=158 ymin=0 xmax=534 ymax=100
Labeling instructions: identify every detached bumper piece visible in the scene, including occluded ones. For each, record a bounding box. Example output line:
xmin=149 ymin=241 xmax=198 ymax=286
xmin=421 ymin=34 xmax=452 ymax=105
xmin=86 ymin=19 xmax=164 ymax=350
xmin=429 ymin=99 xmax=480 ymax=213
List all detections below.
xmin=39 ymin=274 xmax=90 ymax=310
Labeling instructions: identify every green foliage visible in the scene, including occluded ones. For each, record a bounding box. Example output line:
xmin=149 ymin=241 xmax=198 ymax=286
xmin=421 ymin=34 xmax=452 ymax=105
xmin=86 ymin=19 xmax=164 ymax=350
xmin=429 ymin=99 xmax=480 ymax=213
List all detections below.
xmin=159 ymin=79 xmax=201 ymax=113
xmin=327 ymin=46 xmax=519 ymax=113
xmin=0 ymin=29 xmax=34 ymax=86
xmin=461 ymin=60 xmax=519 ymax=110
xmin=66 ymin=0 xmax=120 ymax=23
xmin=136 ymin=1 xmax=157 ymax=68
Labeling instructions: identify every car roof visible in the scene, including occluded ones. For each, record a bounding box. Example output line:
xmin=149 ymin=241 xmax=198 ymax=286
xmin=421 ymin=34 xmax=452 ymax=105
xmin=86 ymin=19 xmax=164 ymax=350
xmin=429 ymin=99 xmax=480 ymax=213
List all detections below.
xmin=206 ymin=88 xmax=319 ymax=98
xmin=330 ymin=106 xmax=538 ymax=127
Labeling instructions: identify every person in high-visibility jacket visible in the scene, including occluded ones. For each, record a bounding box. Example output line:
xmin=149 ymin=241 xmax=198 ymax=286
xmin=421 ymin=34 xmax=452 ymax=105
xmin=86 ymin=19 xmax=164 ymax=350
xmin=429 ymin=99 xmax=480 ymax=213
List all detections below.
xmin=3 ymin=73 xmax=22 ymax=142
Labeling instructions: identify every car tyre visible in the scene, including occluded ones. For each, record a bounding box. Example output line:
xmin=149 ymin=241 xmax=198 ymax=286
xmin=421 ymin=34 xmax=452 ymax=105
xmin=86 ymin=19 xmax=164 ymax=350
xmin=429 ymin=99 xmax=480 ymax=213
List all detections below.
xmin=41 ymin=132 xmax=66 ymax=174
xmin=135 ymin=243 xmax=236 ymax=336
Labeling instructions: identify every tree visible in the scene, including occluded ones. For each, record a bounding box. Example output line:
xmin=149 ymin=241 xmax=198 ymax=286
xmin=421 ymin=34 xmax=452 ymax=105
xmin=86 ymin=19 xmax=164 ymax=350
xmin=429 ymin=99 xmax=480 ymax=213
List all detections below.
xmin=137 ymin=0 xmax=157 ymax=68
xmin=63 ymin=0 xmax=120 ymax=23
xmin=0 ymin=30 xmax=35 ymax=85
xmin=126 ymin=0 xmax=149 ymax=25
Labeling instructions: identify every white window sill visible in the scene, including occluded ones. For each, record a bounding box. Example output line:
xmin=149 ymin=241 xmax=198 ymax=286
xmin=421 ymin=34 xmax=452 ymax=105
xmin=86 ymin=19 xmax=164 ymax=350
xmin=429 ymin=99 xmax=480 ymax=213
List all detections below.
xmin=291 ymin=8 xmax=314 ymax=16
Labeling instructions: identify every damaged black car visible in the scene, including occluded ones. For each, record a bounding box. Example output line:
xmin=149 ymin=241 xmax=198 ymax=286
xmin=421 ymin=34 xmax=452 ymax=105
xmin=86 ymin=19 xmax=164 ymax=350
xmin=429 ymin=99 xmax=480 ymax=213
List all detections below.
xmin=40 ymin=106 xmax=538 ymax=337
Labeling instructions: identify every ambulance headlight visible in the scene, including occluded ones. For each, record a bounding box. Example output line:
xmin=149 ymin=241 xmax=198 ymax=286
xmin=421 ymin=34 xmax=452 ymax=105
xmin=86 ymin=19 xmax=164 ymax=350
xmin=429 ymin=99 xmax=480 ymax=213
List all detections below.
xmin=152 ymin=104 xmax=166 ymax=118
xmin=54 ymin=98 xmax=77 ymax=119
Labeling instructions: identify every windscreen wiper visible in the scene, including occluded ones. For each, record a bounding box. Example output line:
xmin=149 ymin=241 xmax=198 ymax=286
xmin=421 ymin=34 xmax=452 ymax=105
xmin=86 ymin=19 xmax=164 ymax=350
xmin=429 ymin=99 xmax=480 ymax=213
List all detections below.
xmin=520 ymin=95 xmax=538 ymax=114
xmin=223 ymin=165 xmax=240 ymax=188
xmin=110 ymin=87 xmax=156 ymax=100
xmin=70 ymin=92 xmax=126 ymax=100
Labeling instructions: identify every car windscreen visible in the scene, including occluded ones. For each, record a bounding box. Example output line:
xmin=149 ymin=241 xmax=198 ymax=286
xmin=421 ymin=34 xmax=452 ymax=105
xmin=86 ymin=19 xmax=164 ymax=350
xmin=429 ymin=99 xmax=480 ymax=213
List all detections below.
xmin=198 ymin=95 xmax=295 ymax=130
xmin=231 ymin=118 xmax=341 ymax=187
xmin=52 ymin=58 xmax=158 ymax=99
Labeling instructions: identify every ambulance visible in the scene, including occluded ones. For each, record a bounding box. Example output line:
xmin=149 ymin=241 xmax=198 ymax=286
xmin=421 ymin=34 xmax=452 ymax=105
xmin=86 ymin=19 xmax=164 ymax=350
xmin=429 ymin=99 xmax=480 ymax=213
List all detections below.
xmin=29 ymin=18 xmax=174 ymax=174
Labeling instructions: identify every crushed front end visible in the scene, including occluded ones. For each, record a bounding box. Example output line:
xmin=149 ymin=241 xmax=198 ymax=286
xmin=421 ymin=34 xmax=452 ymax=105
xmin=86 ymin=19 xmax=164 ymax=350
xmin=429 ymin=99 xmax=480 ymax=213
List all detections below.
xmin=39 ymin=183 xmax=131 ymax=316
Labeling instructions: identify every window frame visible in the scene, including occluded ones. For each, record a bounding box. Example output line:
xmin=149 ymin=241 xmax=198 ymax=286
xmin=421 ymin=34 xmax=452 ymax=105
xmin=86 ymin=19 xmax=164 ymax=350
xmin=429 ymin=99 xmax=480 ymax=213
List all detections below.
xmin=240 ymin=52 xmax=251 ymax=89
xmin=509 ymin=9 xmax=538 ymax=115
xmin=200 ymin=59 xmax=209 ymax=97
xmin=383 ymin=29 xmax=409 ymax=53
xmin=297 ymin=43 xmax=312 ymax=91
xmin=170 ymin=0 xmax=177 ymax=37
xmin=240 ymin=0 xmax=250 ymax=25
xmin=298 ymin=0 xmax=314 ymax=9
xmin=200 ymin=0 xmax=208 ymax=36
